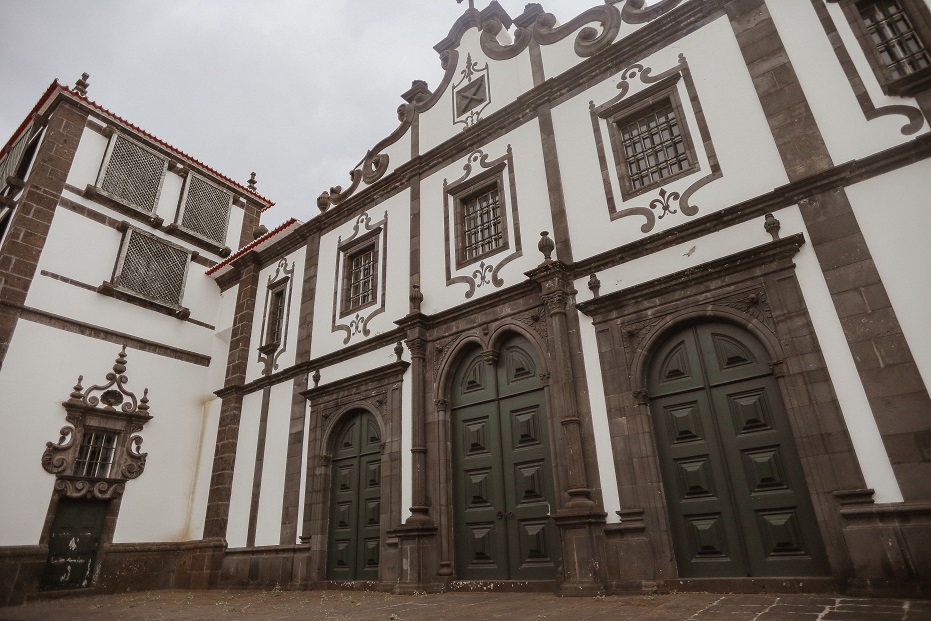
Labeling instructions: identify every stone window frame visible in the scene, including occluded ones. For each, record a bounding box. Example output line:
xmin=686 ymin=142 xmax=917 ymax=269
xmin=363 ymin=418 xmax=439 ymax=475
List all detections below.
xmin=600 ymin=74 xmax=699 ymax=201
xmin=257 ymin=258 xmax=294 ymax=372
xmin=340 ymin=232 xmax=380 ymax=317
xmin=829 ymin=0 xmax=931 ymax=97
xmin=330 ymin=211 xmax=389 ymax=345
xmin=171 ymin=171 xmax=233 ymax=249
xmin=98 ymin=224 xmax=193 ymax=319
xmin=448 ymin=162 xmax=510 ymax=270
xmin=94 ymin=131 xmax=168 ymax=216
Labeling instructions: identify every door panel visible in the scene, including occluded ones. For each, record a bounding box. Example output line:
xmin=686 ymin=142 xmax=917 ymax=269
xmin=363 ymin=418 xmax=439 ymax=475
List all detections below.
xmin=649 ymin=323 xmax=828 ymax=578
xmin=327 ymin=411 xmax=381 ymax=580
xmin=42 ymin=499 xmax=107 ymax=590
xmin=452 ymin=336 xmax=559 ymax=580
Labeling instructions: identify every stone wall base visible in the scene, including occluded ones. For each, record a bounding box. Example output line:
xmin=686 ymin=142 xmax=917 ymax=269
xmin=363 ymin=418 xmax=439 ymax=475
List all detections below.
xmin=0 ymin=538 xmax=225 ymax=607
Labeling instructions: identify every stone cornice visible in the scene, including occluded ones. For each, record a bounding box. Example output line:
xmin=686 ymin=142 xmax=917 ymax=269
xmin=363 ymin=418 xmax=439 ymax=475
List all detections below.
xmin=299 ymin=360 xmax=410 ymax=401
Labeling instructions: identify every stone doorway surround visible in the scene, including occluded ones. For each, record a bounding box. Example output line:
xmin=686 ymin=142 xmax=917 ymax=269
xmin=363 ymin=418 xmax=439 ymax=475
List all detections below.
xmin=577 ymin=234 xmax=865 ymax=591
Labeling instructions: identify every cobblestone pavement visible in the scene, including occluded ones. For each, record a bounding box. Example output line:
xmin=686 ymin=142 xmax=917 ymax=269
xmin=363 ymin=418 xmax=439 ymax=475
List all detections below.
xmin=1 ymin=590 xmax=929 ymax=621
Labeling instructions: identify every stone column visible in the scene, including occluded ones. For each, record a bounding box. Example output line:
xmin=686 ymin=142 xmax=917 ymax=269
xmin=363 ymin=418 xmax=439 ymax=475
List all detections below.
xmin=405 ymin=335 xmax=431 ymax=523
xmin=527 ymin=252 xmax=606 ymax=595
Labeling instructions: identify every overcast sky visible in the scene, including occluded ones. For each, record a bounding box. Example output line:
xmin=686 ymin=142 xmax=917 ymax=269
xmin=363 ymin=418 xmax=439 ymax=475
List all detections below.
xmin=1 ymin=1 xmax=604 ymax=231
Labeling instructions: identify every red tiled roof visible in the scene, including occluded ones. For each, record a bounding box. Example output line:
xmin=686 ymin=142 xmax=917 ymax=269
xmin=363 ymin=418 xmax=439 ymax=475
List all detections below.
xmin=206 ymin=217 xmax=300 ymax=276
xmin=2 ymin=81 xmax=275 ymax=210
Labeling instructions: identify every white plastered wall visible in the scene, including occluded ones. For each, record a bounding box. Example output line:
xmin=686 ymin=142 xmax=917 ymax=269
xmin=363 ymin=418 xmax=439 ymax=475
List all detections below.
xmin=767 ymin=0 xmax=929 ymax=165
xmin=419 ymin=121 xmax=554 ymax=315
xmin=253 ymin=380 xmax=296 ymax=546
xmin=226 ymin=389 xmax=264 ymax=548
xmin=551 ymin=14 xmax=788 ymax=263
xmin=309 ymin=190 xmax=410 ymax=359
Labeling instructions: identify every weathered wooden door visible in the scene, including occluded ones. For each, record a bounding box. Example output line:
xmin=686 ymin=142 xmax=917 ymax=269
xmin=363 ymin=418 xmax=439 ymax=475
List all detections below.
xmin=648 ymin=322 xmax=829 ymax=577
xmin=451 ymin=335 xmax=560 ymax=580
xmin=42 ymin=499 xmax=107 ymax=590
xmin=327 ymin=411 xmax=382 ymax=580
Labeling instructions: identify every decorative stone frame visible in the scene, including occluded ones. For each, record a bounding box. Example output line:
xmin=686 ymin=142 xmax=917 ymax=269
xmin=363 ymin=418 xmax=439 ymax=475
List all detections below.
xmin=828 ymin=0 xmax=931 ymax=97
xmin=590 ymin=56 xmax=722 ymax=233
xmin=601 ymin=75 xmax=698 ymax=200
xmin=331 ymin=212 xmax=388 ymax=345
xmin=257 ymin=258 xmax=294 ymax=374
xmin=98 ymin=224 xmax=192 ymax=319
xmin=576 ymin=235 xmax=865 ymax=585
xmin=442 ymin=146 xmax=523 ymax=299
xmin=298 ymin=360 xmax=409 ymax=588
xmin=39 ymin=348 xmax=152 ymax=590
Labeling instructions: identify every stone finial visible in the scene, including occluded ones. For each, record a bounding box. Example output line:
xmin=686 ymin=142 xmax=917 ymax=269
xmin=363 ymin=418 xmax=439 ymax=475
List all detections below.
xmin=538 ymin=231 xmax=555 ymax=262
xmin=456 ymin=0 xmax=476 ymax=10
xmin=247 ymin=172 xmax=257 ymax=191
xmin=764 ymin=213 xmax=781 ymax=241
xmin=394 ymin=341 xmax=404 ymax=362
xmin=312 ymin=369 xmax=321 ymax=388
xmin=113 ymin=345 xmax=128 ymax=375
xmin=73 ymin=72 xmax=89 ymax=97
xmin=410 ymin=284 xmax=423 ymax=313
xmin=70 ymin=376 xmax=84 ymax=400
xmin=317 ymin=192 xmax=330 ymax=213
xmin=253 ymin=224 xmax=268 ymax=240
xmin=588 ymin=274 xmax=601 ymax=298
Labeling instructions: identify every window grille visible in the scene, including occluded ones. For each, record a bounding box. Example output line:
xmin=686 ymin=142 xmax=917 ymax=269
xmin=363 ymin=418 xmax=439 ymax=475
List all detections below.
xmin=267 ymin=287 xmax=286 ymax=344
xmin=74 ymin=430 xmax=118 ymax=478
xmin=462 ymin=187 xmax=503 ymax=261
xmin=859 ymin=0 xmax=931 ymax=79
xmin=115 ymin=229 xmax=189 ymax=306
xmin=345 ymin=244 xmax=377 ymax=312
xmin=618 ymin=101 xmax=689 ymax=191
xmin=179 ymin=174 xmax=232 ymax=245
xmin=99 ymin=134 xmax=166 ymax=213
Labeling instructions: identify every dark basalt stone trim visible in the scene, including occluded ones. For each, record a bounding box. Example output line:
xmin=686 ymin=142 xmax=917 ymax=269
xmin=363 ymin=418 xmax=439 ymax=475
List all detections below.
xmin=577 ymin=234 xmax=806 ymax=317
xmin=571 ymin=133 xmax=931 ymax=279
xmin=246 ymin=386 xmax=272 ymax=548
xmin=5 ymin=301 xmax=211 ymax=366
xmin=216 ymin=327 xmax=406 ymax=399
xmin=300 ymin=360 xmax=411 ymax=399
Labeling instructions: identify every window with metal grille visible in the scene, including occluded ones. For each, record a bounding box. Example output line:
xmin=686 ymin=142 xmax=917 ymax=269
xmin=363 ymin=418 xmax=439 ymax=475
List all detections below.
xmin=115 ymin=229 xmax=189 ymax=306
xmin=461 ymin=186 xmax=503 ymax=261
xmin=74 ymin=430 xmax=118 ymax=478
xmin=178 ymin=174 xmax=232 ymax=245
xmin=266 ymin=286 xmax=286 ymax=344
xmin=98 ymin=134 xmax=167 ymax=213
xmin=618 ymin=100 xmax=690 ymax=192
xmin=859 ymin=0 xmax=931 ymax=79
xmin=342 ymin=243 xmax=378 ymax=314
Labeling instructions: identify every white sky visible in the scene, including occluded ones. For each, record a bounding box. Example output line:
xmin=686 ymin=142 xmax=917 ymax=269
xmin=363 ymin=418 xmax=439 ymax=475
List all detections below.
xmin=0 ymin=0 xmax=601 ymax=232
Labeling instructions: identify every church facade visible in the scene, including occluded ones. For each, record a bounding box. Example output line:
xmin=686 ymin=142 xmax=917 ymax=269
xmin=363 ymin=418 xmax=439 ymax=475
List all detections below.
xmin=1 ymin=0 xmax=930 ymax=605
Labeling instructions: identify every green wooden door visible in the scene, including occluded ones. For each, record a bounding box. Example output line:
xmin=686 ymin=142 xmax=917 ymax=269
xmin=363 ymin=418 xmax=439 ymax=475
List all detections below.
xmin=451 ymin=335 xmax=560 ymax=580
xmin=648 ymin=322 xmax=829 ymax=577
xmin=42 ymin=499 xmax=107 ymax=590
xmin=327 ymin=411 xmax=382 ymax=580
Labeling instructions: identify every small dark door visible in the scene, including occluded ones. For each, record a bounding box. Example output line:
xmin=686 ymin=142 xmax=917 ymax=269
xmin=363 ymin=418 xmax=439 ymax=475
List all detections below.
xmin=648 ymin=322 xmax=829 ymax=577
xmin=327 ymin=411 xmax=382 ymax=580
xmin=451 ymin=335 xmax=560 ymax=580
xmin=42 ymin=499 xmax=108 ymax=590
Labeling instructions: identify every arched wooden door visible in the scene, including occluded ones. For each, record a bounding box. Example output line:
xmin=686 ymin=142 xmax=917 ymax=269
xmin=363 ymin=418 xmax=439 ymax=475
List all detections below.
xmin=648 ymin=322 xmax=828 ymax=577
xmin=327 ymin=410 xmax=382 ymax=580
xmin=450 ymin=334 xmax=560 ymax=580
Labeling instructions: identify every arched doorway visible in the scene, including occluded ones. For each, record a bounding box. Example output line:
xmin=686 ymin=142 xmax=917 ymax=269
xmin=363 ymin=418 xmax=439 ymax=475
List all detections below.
xmin=327 ymin=410 xmax=382 ymax=580
xmin=450 ymin=333 xmax=560 ymax=580
xmin=647 ymin=322 xmax=828 ymax=577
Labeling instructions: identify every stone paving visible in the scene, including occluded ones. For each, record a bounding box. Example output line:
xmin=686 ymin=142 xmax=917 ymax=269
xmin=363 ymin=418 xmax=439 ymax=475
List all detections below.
xmin=1 ymin=590 xmax=929 ymax=621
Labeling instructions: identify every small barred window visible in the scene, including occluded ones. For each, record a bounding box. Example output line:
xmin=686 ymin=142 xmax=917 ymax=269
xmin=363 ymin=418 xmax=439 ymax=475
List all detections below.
xmin=859 ymin=0 xmax=931 ymax=79
xmin=179 ymin=174 xmax=232 ymax=245
xmin=267 ymin=287 xmax=286 ymax=344
xmin=99 ymin=134 xmax=167 ymax=213
xmin=618 ymin=101 xmax=689 ymax=192
xmin=115 ymin=229 xmax=189 ymax=306
xmin=462 ymin=187 xmax=503 ymax=261
xmin=343 ymin=243 xmax=377 ymax=313
xmin=74 ymin=430 xmax=118 ymax=478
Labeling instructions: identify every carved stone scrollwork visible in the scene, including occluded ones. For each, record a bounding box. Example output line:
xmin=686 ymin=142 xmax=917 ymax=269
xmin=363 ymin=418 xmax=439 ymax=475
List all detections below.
xmin=42 ymin=427 xmax=74 ymax=475
xmin=542 ymin=291 xmax=570 ymax=316
xmin=481 ymin=350 xmax=499 ymax=365
xmin=41 ymin=347 xmax=153 ymax=499
xmin=515 ymin=308 xmax=548 ymax=342
xmin=718 ymin=288 xmax=776 ymax=334
xmin=434 ymin=398 xmax=450 ymax=411
xmin=769 ymin=359 xmax=786 ymax=378
xmin=632 ymin=389 xmax=650 ymax=405
xmin=406 ymin=338 xmax=428 ymax=359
